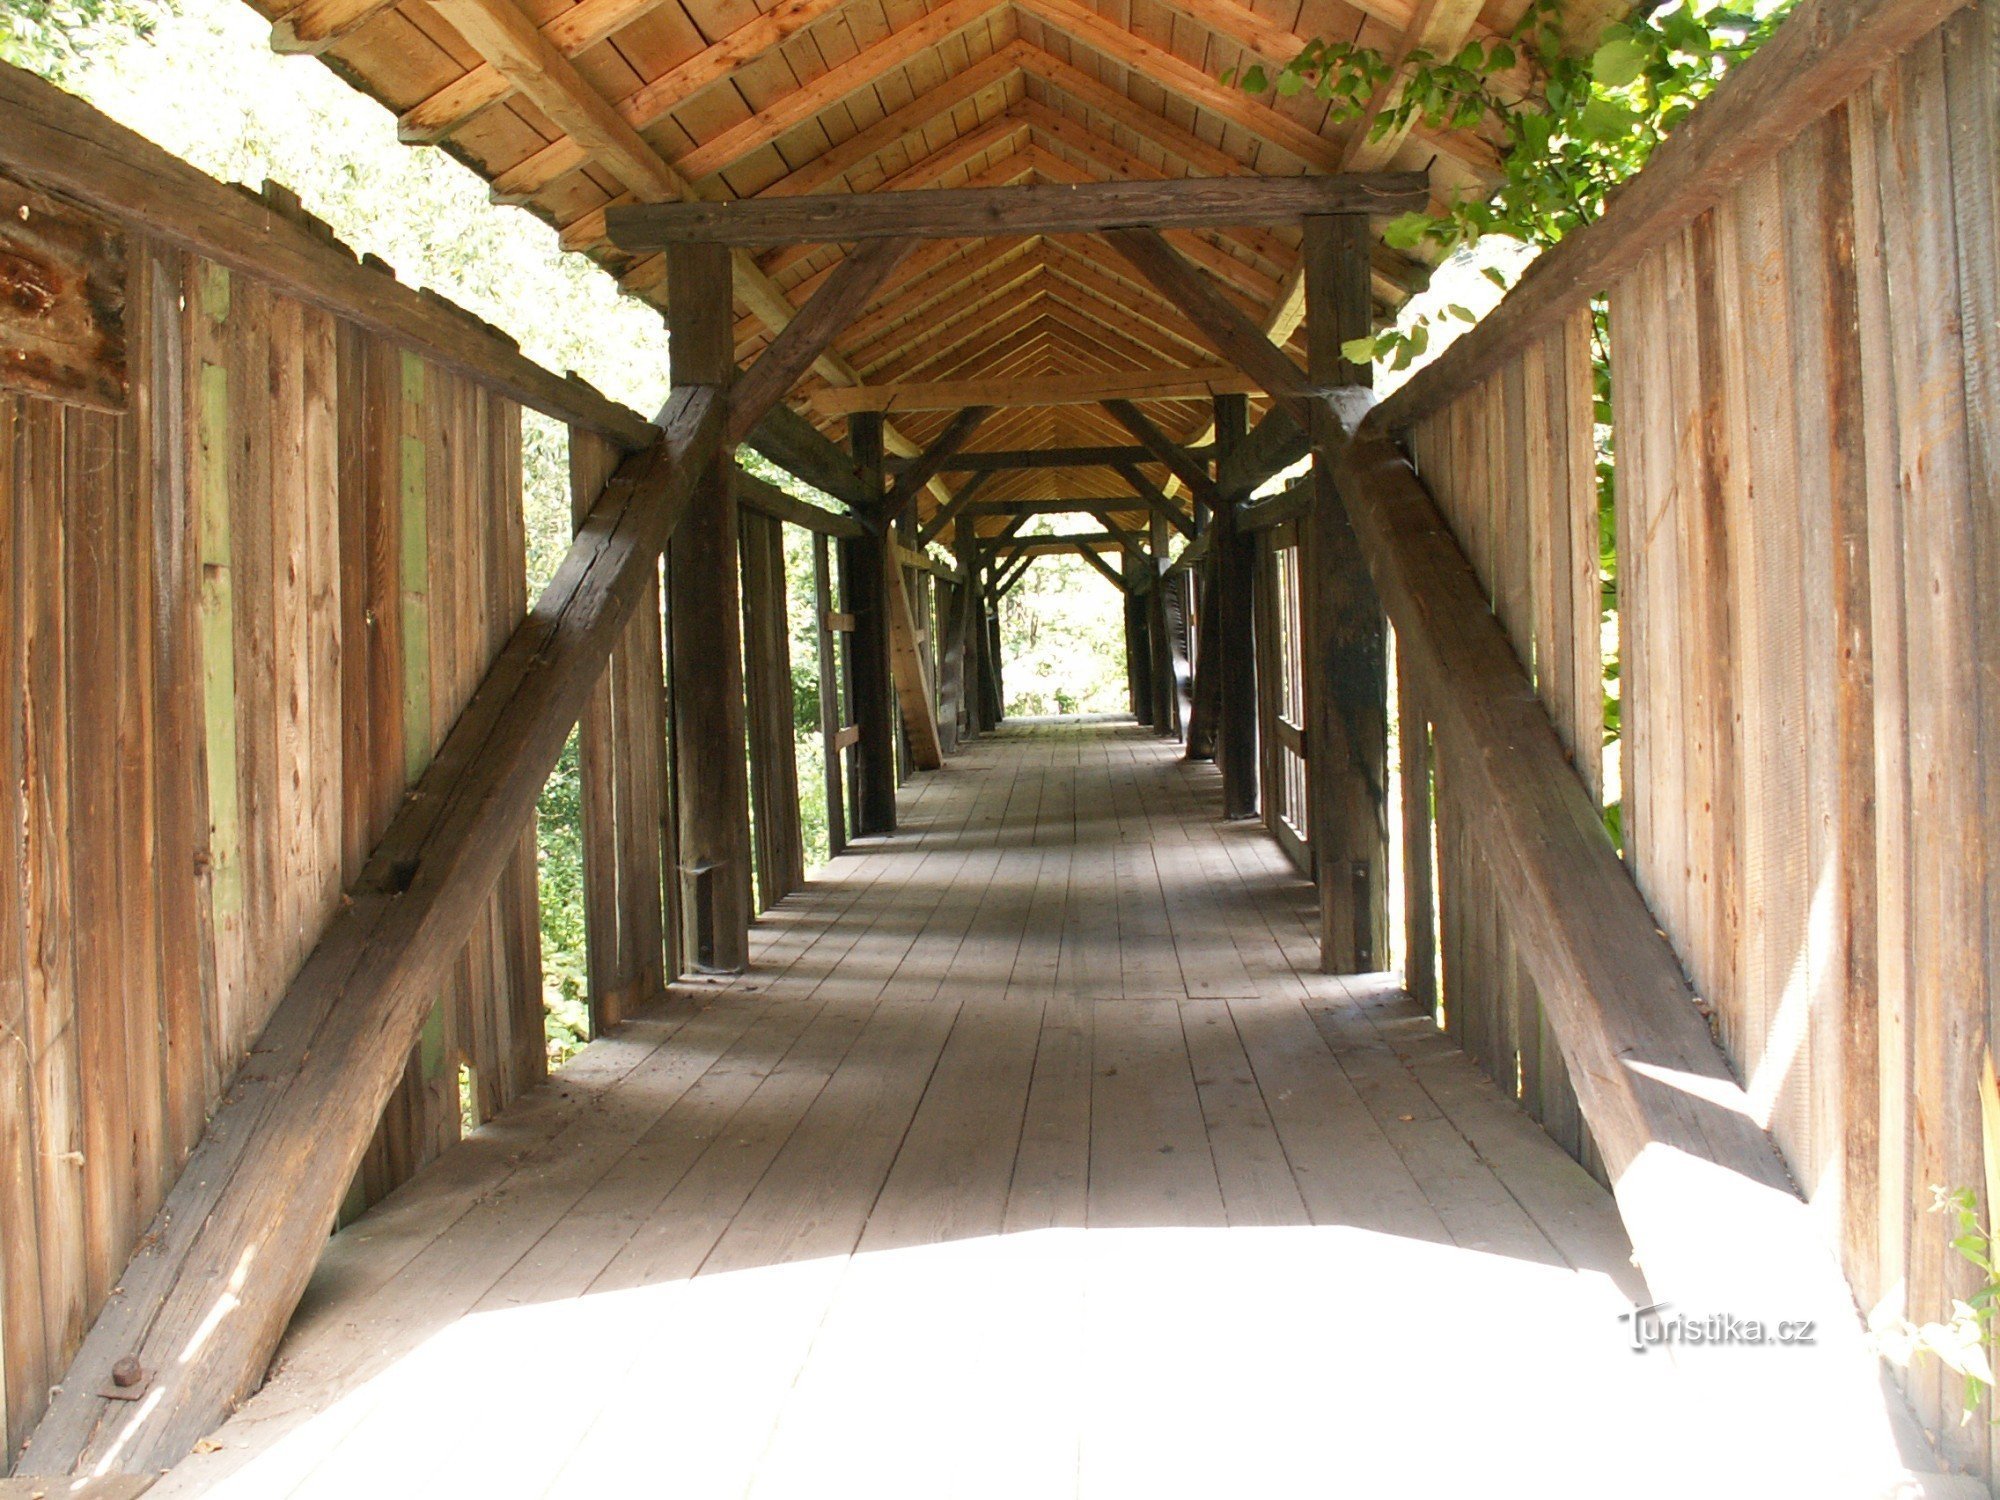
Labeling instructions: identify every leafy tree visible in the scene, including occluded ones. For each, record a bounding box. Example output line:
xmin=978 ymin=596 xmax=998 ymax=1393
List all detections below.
xmin=998 ymin=549 xmax=1130 ymax=718
xmin=0 ymin=0 xmax=164 ymax=81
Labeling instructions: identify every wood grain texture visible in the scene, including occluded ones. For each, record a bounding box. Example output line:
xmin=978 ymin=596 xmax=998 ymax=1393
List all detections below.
xmin=18 ymin=384 xmax=724 ymax=1478
xmin=0 ymin=172 xmax=126 ymax=411
xmin=608 ymin=176 xmax=1429 ymax=248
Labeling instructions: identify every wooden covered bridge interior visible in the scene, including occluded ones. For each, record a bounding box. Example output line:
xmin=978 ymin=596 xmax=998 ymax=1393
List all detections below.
xmin=0 ymin=0 xmax=1997 ymax=1489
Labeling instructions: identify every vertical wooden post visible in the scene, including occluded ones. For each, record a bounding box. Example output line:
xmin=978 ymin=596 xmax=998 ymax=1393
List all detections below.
xmin=1213 ymin=393 xmax=1258 ymax=819
xmin=1304 ymin=213 xmax=1389 ymax=973
xmin=1185 ymin=511 xmax=1219 ymax=760
xmin=953 ymin=516 xmax=981 ymax=742
xmin=1398 ymin=651 xmax=1437 ymax=1011
xmin=1125 ymin=546 xmax=1154 ymax=725
xmin=983 ymin=571 xmax=1006 ymax=725
xmin=846 ymin=411 xmax=898 ymax=834
xmin=740 ymin=508 xmax=803 ymax=910
xmin=1148 ymin=511 xmax=1178 ymax=738
xmin=666 ymin=241 xmax=752 ymax=971
xmin=811 ymin=532 xmax=847 ymax=859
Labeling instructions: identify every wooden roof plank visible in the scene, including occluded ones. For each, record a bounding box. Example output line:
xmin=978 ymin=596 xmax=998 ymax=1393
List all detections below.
xmin=671 ymin=0 xmax=1009 ymax=182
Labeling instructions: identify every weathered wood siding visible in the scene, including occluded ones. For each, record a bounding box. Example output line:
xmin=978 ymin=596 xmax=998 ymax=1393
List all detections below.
xmin=1402 ymin=307 xmax=1603 ymax=1177
xmin=1389 ymin=0 xmax=1999 ymax=1471
xmin=0 ymin=232 xmax=557 ymax=1450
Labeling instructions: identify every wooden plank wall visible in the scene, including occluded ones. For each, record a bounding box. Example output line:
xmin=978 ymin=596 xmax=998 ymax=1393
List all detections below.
xmin=1390 ymin=0 xmax=1998 ymax=1472
xmin=1401 ymin=307 xmax=1603 ymax=1181
xmin=1609 ymin=9 xmax=1996 ymax=1462
xmin=0 ymin=226 xmax=559 ymax=1456
xmin=573 ymin=426 xmax=675 ymax=1031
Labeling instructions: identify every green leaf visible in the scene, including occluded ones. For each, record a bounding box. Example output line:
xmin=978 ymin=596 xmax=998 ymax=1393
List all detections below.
xmin=1591 ymin=36 xmax=1648 ymax=87
xmin=1383 ymin=211 xmax=1433 ymax=250
xmin=1340 ymin=335 xmax=1380 ymax=365
xmin=1448 ymin=304 xmax=1476 ymax=323
xmin=1580 ymin=95 xmax=1639 ymax=142
xmin=1483 ymin=266 xmax=1509 ymax=289
xmin=1239 ymin=63 xmax=1268 ymax=93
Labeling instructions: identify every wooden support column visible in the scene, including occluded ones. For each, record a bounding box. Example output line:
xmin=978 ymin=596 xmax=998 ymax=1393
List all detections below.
xmin=1304 ymin=213 xmax=1388 ymax=973
xmin=1148 ymin=511 xmax=1179 ymax=738
xmin=846 ymin=411 xmax=898 ymax=834
xmin=1214 ymin=393 xmax=1259 ymax=819
xmin=1185 ymin=508 xmax=1220 ymax=762
xmin=1398 ymin=648 xmax=1437 ymax=1011
xmin=1125 ymin=548 xmax=1154 ymax=725
xmin=740 ymin=507 xmax=804 ymax=910
xmin=982 ymin=572 xmax=1006 ymax=726
xmin=666 ymin=241 xmax=752 ymax=971
xmin=952 ymin=516 xmax=982 ymax=741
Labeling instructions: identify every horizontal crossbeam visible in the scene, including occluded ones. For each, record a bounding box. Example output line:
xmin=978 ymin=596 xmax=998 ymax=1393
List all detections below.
xmin=607 ymin=174 xmax=1430 ymax=248
xmin=811 ymin=366 xmax=1274 ymax=415
xmin=905 ymin=440 xmax=1216 ymax=473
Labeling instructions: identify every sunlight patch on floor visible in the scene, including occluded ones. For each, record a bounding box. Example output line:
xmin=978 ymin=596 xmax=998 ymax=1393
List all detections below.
xmin=172 ymin=1225 xmax=1707 ymax=1499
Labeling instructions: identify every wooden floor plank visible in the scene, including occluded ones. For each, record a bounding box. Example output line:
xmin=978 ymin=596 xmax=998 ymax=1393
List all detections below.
xmin=153 ymin=718 xmax=1745 ymax=1500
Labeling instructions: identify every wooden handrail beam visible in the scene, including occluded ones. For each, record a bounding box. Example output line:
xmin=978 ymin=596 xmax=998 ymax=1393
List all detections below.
xmin=0 ymin=58 xmax=649 ymax=446
xmin=735 ymin=466 xmax=867 ymax=538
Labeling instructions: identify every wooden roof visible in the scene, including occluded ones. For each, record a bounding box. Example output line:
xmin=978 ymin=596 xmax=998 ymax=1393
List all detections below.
xmin=247 ymin=0 xmax=1622 ymax=528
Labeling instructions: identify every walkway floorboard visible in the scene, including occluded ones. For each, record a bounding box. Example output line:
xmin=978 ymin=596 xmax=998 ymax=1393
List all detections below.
xmin=155 ymin=720 xmax=1739 ymax=1498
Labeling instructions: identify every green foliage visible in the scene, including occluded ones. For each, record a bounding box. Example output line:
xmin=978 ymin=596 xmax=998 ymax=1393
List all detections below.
xmin=25 ymin=0 xmax=672 ymax=1068
xmin=534 ymin=729 xmax=592 ymax=1066
xmin=1232 ymin=0 xmax=1788 ymax=372
xmin=1233 ymin=0 xmax=1787 ymax=851
xmin=997 ymin=551 xmax=1130 ymax=718
xmin=0 ymin=0 xmax=163 ymax=80
xmin=38 ymin=0 xmax=670 ymax=413
xmin=779 ymin=518 xmax=833 ymax=875
xmin=1874 ymin=1188 xmax=2000 ymax=1418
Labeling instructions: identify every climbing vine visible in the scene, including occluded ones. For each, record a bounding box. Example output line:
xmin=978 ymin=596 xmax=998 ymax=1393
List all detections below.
xmin=1875 ymin=1188 xmax=2000 ymax=1418
xmin=1228 ymin=0 xmax=1787 ymax=369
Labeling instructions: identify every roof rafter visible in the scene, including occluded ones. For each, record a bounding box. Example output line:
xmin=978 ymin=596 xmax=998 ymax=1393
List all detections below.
xmin=676 ymin=0 xmax=1013 ymax=185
